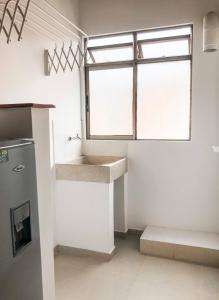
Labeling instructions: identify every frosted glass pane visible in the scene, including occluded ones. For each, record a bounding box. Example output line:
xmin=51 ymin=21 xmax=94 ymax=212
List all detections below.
xmin=89 ymin=68 xmax=133 ymax=136
xmin=88 ymin=34 xmax=133 ymax=47
xmin=88 ymin=47 xmax=133 ymax=64
xmin=138 ymin=27 xmax=191 ymax=40
xmin=137 ymin=61 xmax=191 ymax=140
xmin=140 ymin=39 xmax=189 ymax=59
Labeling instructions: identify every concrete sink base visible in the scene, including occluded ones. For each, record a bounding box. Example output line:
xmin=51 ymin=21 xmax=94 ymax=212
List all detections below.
xmin=56 ymin=156 xmax=128 ymax=183
xmin=55 ymin=155 xmax=128 ymax=257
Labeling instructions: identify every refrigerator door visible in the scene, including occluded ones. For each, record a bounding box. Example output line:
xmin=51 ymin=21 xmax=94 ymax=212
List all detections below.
xmin=0 ymin=142 xmax=43 ymax=300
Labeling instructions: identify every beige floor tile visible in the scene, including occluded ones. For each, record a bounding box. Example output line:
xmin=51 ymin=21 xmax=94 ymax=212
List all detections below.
xmin=87 ymin=273 xmax=132 ymax=300
xmin=127 ymin=278 xmax=200 ymax=300
xmin=200 ymin=294 xmax=219 ymax=300
xmin=200 ymin=266 xmax=219 ymax=294
xmin=55 ymin=235 xmax=219 ymax=300
xmin=137 ymin=255 xmax=203 ymax=292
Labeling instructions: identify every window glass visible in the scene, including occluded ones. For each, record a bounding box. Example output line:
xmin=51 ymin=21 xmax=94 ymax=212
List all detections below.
xmin=139 ymin=39 xmax=189 ymax=59
xmin=87 ymin=34 xmax=133 ymax=47
xmin=137 ymin=60 xmax=191 ymax=140
xmin=137 ymin=27 xmax=191 ymax=40
xmin=87 ymin=46 xmax=133 ymax=64
xmin=89 ymin=68 xmax=133 ymax=136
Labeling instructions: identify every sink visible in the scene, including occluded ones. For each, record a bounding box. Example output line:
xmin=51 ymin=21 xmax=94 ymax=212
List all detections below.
xmin=56 ymin=155 xmax=128 ymax=183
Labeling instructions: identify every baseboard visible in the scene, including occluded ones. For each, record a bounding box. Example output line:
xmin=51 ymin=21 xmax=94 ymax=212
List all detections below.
xmin=55 ymin=245 xmax=116 ymax=261
xmin=114 ymin=229 xmax=144 ymax=238
xmin=128 ymin=228 xmax=144 ymax=237
xmin=114 ymin=230 xmax=129 ymax=238
xmin=54 ymin=229 xmax=143 ymax=260
xmin=54 ymin=245 xmax=59 ymax=257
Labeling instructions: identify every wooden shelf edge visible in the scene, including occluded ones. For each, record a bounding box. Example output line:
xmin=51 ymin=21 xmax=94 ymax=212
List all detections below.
xmin=0 ymin=103 xmax=56 ymax=109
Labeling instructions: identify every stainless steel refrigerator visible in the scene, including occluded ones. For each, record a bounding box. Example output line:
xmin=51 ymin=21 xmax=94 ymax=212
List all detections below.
xmin=0 ymin=139 xmax=43 ymax=300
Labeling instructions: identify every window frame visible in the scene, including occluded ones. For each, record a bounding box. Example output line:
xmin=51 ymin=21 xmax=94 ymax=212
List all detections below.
xmin=85 ymin=24 xmax=193 ymax=141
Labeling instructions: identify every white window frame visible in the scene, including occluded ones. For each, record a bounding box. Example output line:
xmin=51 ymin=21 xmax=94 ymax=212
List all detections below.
xmin=85 ymin=24 xmax=193 ymax=141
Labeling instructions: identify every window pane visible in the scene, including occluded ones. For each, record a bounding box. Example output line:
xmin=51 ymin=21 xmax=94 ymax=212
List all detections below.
xmin=88 ymin=46 xmax=133 ymax=64
xmin=137 ymin=26 xmax=191 ymax=40
xmin=137 ymin=61 xmax=191 ymax=140
xmin=89 ymin=68 xmax=133 ymax=136
xmin=139 ymin=39 xmax=189 ymax=59
xmin=88 ymin=34 xmax=133 ymax=47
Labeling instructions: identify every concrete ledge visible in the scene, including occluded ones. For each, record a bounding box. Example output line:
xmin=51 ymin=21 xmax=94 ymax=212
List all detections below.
xmin=140 ymin=226 xmax=219 ymax=267
xmin=55 ymin=245 xmax=116 ymax=261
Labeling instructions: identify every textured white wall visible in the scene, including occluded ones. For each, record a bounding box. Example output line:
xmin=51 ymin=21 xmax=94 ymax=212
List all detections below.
xmin=80 ymin=0 xmax=219 ymax=233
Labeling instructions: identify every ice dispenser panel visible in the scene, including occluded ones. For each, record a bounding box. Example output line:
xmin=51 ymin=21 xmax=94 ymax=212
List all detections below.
xmin=11 ymin=201 xmax=32 ymax=256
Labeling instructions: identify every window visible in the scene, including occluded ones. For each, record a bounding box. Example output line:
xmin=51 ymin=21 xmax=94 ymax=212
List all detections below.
xmin=89 ymin=68 xmax=133 ymax=136
xmin=85 ymin=25 xmax=192 ymax=140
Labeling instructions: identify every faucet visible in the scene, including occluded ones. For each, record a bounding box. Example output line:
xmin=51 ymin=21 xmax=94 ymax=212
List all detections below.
xmin=68 ymin=134 xmax=81 ymax=141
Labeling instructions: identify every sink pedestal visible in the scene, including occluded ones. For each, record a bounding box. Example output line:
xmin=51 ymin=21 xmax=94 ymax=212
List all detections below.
xmin=114 ymin=175 xmax=128 ymax=235
xmin=55 ymin=177 xmax=127 ymax=257
xmin=55 ymin=156 xmax=128 ymax=258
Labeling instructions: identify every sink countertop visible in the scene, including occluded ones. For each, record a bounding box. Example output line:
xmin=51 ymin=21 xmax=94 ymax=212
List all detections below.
xmin=56 ymin=155 xmax=128 ymax=183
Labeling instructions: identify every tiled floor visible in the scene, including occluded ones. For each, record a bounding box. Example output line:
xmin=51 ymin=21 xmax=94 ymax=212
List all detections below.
xmin=55 ymin=235 xmax=219 ymax=300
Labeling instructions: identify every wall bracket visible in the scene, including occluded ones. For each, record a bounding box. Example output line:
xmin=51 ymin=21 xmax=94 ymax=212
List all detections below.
xmin=44 ymin=42 xmax=87 ymax=76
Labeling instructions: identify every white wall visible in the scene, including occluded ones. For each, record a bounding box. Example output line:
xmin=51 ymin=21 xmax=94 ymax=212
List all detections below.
xmin=80 ymin=0 xmax=219 ymax=233
xmin=0 ymin=2 xmax=81 ymax=298
xmin=0 ymin=0 xmax=82 ymax=162
xmin=56 ymin=180 xmax=114 ymax=253
xmin=32 ymin=109 xmax=56 ymax=300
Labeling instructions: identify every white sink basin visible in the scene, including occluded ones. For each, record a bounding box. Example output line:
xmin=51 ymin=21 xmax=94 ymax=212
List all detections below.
xmin=56 ymin=155 xmax=128 ymax=183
